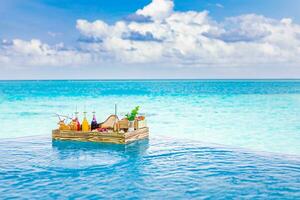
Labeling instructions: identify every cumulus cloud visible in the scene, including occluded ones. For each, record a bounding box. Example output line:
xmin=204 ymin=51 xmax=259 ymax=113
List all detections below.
xmin=0 ymin=39 xmax=91 ymax=68
xmin=75 ymin=4 xmax=300 ymax=67
xmin=1 ymin=0 xmax=300 ymax=69
xmin=136 ymin=0 xmax=174 ymax=21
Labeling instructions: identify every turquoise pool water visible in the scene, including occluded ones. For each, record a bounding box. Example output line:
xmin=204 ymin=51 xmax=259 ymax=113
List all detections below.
xmin=0 ymin=136 xmax=299 ymax=199
xmin=0 ymin=80 xmax=300 ymax=199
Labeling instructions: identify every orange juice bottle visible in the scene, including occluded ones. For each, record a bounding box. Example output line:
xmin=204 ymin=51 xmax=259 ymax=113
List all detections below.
xmin=82 ymin=111 xmax=90 ymax=132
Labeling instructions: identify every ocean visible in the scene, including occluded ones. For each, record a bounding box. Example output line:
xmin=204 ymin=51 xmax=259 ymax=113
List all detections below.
xmin=1 ymin=80 xmax=300 ymax=155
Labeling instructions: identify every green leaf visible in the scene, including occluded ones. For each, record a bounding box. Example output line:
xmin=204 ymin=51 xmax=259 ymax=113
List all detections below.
xmin=125 ymin=106 xmax=140 ymax=121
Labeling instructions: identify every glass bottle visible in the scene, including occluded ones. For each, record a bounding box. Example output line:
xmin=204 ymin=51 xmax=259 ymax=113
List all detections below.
xmin=75 ymin=111 xmax=81 ymax=131
xmin=82 ymin=111 xmax=90 ymax=132
xmin=91 ymin=111 xmax=98 ymax=130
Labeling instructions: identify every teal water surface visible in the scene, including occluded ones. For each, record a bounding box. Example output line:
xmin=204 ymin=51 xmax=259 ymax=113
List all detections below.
xmin=0 ymin=80 xmax=300 ymax=154
xmin=0 ymin=80 xmax=300 ymax=199
xmin=0 ymin=136 xmax=300 ymax=199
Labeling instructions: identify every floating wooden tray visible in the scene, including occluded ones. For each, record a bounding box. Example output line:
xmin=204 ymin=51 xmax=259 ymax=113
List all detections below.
xmin=52 ymin=127 xmax=149 ymax=144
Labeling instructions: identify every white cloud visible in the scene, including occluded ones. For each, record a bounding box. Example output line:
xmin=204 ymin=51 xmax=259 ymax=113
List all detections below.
xmin=215 ymin=3 xmax=224 ymax=8
xmin=75 ymin=5 xmax=300 ymax=67
xmin=0 ymin=39 xmax=91 ymax=68
xmin=136 ymin=0 xmax=174 ymax=21
xmin=1 ymin=0 xmax=300 ymax=70
xmin=47 ymin=31 xmax=62 ymax=37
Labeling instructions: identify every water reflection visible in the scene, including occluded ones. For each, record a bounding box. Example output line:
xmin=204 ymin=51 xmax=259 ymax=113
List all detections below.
xmin=51 ymin=139 xmax=150 ymax=169
xmin=52 ymin=139 xmax=150 ymax=155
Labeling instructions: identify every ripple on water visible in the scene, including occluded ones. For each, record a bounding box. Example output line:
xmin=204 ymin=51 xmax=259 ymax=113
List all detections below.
xmin=0 ymin=136 xmax=299 ymax=199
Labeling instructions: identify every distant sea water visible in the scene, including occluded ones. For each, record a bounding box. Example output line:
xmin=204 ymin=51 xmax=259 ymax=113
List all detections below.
xmin=0 ymin=80 xmax=300 ymax=155
xmin=0 ymin=80 xmax=300 ymax=199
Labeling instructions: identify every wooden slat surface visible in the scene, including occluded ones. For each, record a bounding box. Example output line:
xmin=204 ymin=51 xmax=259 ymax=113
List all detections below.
xmin=52 ymin=127 xmax=149 ymax=144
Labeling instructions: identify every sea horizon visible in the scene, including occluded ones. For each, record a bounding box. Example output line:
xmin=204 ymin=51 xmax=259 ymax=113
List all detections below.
xmin=2 ymin=78 xmax=300 ymax=81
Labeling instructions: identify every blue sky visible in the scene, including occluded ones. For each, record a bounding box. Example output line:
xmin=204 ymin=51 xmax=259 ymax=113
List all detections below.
xmin=2 ymin=0 xmax=300 ymax=44
xmin=1 ymin=0 xmax=300 ymax=79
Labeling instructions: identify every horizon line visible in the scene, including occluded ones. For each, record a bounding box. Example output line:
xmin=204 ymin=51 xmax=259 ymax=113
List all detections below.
xmin=1 ymin=78 xmax=300 ymax=81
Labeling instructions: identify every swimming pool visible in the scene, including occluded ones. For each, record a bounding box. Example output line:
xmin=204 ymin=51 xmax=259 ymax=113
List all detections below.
xmin=0 ymin=136 xmax=299 ymax=199
xmin=1 ymin=80 xmax=300 ymax=199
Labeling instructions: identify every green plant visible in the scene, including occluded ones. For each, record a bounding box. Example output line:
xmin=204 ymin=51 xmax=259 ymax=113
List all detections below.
xmin=125 ymin=106 xmax=140 ymax=121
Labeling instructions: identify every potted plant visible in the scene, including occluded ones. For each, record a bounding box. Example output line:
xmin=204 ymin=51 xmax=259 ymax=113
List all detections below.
xmin=125 ymin=106 xmax=139 ymax=131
